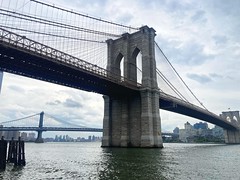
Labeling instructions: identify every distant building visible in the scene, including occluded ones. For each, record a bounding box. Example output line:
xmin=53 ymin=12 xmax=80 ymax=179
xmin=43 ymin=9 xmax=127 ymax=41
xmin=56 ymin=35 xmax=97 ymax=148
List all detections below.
xmin=212 ymin=125 xmax=224 ymax=139
xmin=21 ymin=132 xmax=28 ymax=140
xmin=173 ymin=127 xmax=179 ymax=134
xmin=28 ymin=132 xmax=36 ymax=141
xmin=193 ymin=122 xmax=208 ymax=130
xmin=4 ymin=130 xmax=20 ymax=140
xmin=179 ymin=122 xmax=197 ymax=142
xmin=177 ymin=121 xmax=226 ymax=143
xmin=88 ymin=136 xmax=91 ymax=141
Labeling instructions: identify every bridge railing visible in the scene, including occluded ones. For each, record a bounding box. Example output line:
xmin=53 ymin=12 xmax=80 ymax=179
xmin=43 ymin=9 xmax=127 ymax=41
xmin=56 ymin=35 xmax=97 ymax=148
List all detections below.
xmin=0 ymin=28 xmax=141 ymax=90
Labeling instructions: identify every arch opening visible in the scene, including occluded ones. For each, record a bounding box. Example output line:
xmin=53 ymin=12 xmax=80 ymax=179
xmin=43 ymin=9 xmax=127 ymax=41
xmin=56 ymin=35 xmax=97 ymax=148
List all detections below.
xmin=132 ymin=48 xmax=142 ymax=84
xmin=233 ymin=116 xmax=238 ymax=123
xmin=116 ymin=53 xmax=124 ymax=79
xmin=226 ymin=116 xmax=231 ymax=122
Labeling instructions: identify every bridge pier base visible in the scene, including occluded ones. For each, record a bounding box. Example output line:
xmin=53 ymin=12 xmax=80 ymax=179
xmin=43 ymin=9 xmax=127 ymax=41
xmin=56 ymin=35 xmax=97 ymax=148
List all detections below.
xmin=35 ymin=131 xmax=44 ymax=143
xmin=102 ymin=89 xmax=163 ymax=148
xmin=224 ymin=130 xmax=240 ymax=144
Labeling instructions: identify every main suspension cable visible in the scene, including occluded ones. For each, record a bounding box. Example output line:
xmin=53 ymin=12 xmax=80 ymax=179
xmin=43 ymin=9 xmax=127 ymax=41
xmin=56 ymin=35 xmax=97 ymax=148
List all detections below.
xmin=30 ymin=0 xmax=139 ymax=31
xmin=155 ymin=42 xmax=208 ymax=110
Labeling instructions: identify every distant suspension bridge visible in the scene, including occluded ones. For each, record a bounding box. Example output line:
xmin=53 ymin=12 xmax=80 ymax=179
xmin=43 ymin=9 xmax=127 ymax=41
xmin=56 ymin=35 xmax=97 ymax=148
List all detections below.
xmin=0 ymin=112 xmax=177 ymax=143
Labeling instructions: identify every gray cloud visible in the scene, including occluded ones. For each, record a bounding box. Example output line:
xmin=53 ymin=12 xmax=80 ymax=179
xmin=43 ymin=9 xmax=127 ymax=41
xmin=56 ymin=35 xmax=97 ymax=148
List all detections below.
xmin=156 ymin=37 xmax=213 ymax=66
xmin=187 ymin=73 xmax=224 ymax=84
xmin=63 ymin=98 xmax=82 ymax=108
xmin=46 ymin=100 xmax=61 ymax=106
xmin=187 ymin=73 xmax=212 ymax=84
xmin=209 ymin=73 xmax=223 ymax=79
xmin=212 ymin=35 xmax=228 ymax=45
xmin=8 ymin=85 xmax=25 ymax=93
xmin=191 ymin=10 xmax=207 ymax=23
xmin=116 ymin=13 xmax=133 ymax=25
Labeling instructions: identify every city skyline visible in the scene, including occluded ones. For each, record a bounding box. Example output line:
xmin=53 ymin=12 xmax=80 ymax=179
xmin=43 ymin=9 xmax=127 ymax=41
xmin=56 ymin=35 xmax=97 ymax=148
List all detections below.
xmin=0 ymin=0 xmax=240 ymax=132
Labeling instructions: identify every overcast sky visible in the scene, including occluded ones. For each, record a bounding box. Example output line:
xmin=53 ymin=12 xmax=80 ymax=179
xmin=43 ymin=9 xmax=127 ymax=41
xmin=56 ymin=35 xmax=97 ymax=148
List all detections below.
xmin=0 ymin=0 xmax=239 ymax=137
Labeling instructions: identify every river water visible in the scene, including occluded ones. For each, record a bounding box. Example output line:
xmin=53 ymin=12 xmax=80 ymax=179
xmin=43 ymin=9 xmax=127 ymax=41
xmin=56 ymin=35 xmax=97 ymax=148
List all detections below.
xmin=0 ymin=142 xmax=239 ymax=180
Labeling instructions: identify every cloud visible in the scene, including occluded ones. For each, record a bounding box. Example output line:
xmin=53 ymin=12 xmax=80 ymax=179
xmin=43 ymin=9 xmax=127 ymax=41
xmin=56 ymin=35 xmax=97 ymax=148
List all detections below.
xmin=46 ymin=100 xmax=61 ymax=106
xmin=212 ymin=35 xmax=228 ymax=45
xmin=191 ymin=10 xmax=207 ymax=23
xmin=63 ymin=98 xmax=82 ymax=108
xmin=187 ymin=72 xmax=224 ymax=84
xmin=209 ymin=73 xmax=223 ymax=79
xmin=156 ymin=39 xmax=214 ymax=66
xmin=7 ymin=85 xmax=25 ymax=93
xmin=187 ymin=73 xmax=212 ymax=84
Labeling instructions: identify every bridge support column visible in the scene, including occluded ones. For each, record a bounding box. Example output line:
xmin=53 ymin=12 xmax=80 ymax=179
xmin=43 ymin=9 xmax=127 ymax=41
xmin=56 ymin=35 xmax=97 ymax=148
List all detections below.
xmin=224 ymin=130 xmax=240 ymax=144
xmin=102 ymin=89 xmax=163 ymax=148
xmin=35 ymin=111 xmax=44 ymax=143
xmin=35 ymin=131 xmax=44 ymax=143
xmin=221 ymin=111 xmax=240 ymax=144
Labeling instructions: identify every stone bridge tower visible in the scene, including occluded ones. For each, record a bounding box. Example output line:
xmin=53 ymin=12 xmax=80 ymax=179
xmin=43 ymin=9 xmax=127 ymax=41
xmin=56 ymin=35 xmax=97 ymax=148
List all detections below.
xmin=102 ymin=26 xmax=163 ymax=148
xmin=221 ymin=111 xmax=240 ymax=143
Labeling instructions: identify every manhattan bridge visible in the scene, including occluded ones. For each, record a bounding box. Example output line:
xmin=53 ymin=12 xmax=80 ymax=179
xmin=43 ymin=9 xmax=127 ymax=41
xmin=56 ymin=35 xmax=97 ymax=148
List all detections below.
xmin=0 ymin=0 xmax=239 ymax=147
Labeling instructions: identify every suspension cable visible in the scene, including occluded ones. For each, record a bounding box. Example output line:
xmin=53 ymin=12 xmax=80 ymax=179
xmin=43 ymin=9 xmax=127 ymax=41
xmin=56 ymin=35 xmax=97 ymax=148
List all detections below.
xmin=0 ymin=9 xmax=121 ymax=38
xmin=0 ymin=112 xmax=40 ymax=124
xmin=0 ymin=25 xmax=105 ymax=43
xmin=30 ymin=0 xmax=139 ymax=31
xmin=44 ymin=113 xmax=86 ymax=128
xmin=156 ymin=68 xmax=189 ymax=102
xmin=155 ymin=42 xmax=208 ymax=110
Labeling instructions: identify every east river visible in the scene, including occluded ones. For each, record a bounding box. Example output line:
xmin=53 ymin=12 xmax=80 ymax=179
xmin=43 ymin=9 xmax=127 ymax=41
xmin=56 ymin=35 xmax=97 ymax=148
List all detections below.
xmin=0 ymin=142 xmax=239 ymax=179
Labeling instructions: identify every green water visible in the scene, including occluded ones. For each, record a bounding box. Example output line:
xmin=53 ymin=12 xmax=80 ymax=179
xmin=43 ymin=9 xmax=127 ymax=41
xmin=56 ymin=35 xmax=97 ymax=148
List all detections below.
xmin=0 ymin=142 xmax=239 ymax=179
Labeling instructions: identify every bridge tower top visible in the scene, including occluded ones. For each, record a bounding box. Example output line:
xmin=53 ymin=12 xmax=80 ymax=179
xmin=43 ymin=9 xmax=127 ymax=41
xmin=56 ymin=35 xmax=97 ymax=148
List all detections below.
xmin=106 ymin=25 xmax=158 ymax=89
xmin=221 ymin=111 xmax=240 ymax=128
xmin=38 ymin=111 xmax=44 ymax=128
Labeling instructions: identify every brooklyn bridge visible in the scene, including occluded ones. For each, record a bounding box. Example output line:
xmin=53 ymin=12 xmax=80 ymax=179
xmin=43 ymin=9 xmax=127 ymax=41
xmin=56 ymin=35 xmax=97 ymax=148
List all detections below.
xmin=0 ymin=0 xmax=239 ymax=147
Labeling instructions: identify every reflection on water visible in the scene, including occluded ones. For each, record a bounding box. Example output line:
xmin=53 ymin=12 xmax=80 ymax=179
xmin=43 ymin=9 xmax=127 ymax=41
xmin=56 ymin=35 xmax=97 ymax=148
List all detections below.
xmin=98 ymin=148 xmax=169 ymax=180
xmin=0 ymin=142 xmax=240 ymax=180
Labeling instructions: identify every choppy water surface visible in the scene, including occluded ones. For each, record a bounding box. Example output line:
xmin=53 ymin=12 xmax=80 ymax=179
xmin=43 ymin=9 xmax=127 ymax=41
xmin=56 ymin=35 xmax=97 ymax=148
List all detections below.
xmin=0 ymin=142 xmax=239 ymax=179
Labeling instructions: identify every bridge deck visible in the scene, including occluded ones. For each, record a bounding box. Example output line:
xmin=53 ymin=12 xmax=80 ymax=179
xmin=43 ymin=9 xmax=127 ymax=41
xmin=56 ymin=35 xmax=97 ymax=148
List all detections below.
xmin=159 ymin=92 xmax=238 ymax=130
xmin=0 ymin=28 xmax=139 ymax=96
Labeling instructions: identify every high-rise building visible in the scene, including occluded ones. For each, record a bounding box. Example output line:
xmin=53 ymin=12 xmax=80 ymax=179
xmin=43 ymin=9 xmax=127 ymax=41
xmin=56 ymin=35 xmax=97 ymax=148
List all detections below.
xmin=193 ymin=122 xmax=208 ymax=130
xmin=21 ymin=132 xmax=28 ymax=140
xmin=173 ymin=127 xmax=179 ymax=134
xmin=184 ymin=122 xmax=193 ymax=130
xmin=28 ymin=132 xmax=36 ymax=141
xmin=4 ymin=130 xmax=20 ymax=140
xmin=212 ymin=125 xmax=224 ymax=139
xmin=179 ymin=122 xmax=197 ymax=142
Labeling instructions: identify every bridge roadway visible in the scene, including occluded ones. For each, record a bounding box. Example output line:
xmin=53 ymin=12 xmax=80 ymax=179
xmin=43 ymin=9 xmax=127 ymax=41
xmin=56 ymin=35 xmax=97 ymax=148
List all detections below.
xmin=0 ymin=127 xmax=103 ymax=132
xmin=0 ymin=28 xmax=238 ymax=131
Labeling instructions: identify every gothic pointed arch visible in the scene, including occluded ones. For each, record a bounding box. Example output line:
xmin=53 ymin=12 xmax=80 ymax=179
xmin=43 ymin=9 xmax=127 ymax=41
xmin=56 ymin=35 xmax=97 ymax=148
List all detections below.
xmin=131 ymin=47 xmax=142 ymax=84
xmin=115 ymin=52 xmax=124 ymax=77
